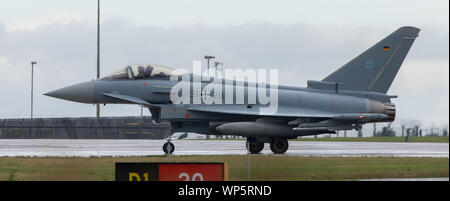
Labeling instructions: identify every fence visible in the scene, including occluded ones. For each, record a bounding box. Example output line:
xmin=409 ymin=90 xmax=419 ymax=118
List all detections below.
xmin=0 ymin=116 xmax=170 ymax=139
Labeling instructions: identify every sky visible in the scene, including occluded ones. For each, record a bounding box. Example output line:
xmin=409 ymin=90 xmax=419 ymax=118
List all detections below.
xmin=0 ymin=0 xmax=448 ymax=130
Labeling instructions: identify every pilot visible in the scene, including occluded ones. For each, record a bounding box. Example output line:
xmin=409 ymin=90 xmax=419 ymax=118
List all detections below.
xmin=144 ymin=65 xmax=153 ymax=78
xmin=137 ymin=66 xmax=146 ymax=79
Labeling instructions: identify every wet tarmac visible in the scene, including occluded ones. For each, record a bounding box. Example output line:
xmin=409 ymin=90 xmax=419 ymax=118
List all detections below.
xmin=0 ymin=139 xmax=448 ymax=157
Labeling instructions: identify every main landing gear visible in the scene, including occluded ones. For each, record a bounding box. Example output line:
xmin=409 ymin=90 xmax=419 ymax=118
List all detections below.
xmin=246 ymin=141 xmax=264 ymax=154
xmin=269 ymin=138 xmax=289 ymax=154
xmin=246 ymin=137 xmax=289 ymax=154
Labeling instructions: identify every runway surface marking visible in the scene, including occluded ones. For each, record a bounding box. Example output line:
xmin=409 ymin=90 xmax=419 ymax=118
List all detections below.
xmin=0 ymin=139 xmax=447 ymax=157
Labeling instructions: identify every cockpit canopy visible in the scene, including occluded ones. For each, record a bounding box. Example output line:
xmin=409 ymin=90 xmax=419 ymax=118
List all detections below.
xmin=101 ymin=64 xmax=187 ymax=80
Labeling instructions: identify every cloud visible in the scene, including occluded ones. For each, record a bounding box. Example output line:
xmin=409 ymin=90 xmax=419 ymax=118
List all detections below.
xmin=5 ymin=12 xmax=90 ymax=32
xmin=390 ymin=59 xmax=449 ymax=126
xmin=393 ymin=59 xmax=449 ymax=94
xmin=0 ymin=19 xmax=448 ymax=126
xmin=0 ymin=56 xmax=21 ymax=83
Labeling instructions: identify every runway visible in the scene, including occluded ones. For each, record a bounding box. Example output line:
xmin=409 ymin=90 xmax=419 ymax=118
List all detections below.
xmin=0 ymin=139 xmax=448 ymax=157
xmin=0 ymin=139 xmax=449 ymax=158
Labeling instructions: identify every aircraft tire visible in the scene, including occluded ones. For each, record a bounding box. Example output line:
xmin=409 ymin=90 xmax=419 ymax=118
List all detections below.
xmin=246 ymin=142 xmax=264 ymax=154
xmin=163 ymin=142 xmax=175 ymax=154
xmin=270 ymin=139 xmax=288 ymax=154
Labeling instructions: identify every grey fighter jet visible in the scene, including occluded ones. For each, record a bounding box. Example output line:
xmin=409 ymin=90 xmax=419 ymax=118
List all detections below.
xmin=45 ymin=26 xmax=420 ymax=154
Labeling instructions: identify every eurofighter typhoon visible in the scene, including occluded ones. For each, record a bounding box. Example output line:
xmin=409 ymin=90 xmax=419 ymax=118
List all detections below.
xmin=45 ymin=26 xmax=420 ymax=154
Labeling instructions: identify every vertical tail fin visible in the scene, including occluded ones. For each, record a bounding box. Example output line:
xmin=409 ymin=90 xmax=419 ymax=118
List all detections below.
xmin=322 ymin=26 xmax=420 ymax=94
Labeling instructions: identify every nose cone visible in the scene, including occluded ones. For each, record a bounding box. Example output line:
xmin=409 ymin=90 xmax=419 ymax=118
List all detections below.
xmin=45 ymin=81 xmax=95 ymax=103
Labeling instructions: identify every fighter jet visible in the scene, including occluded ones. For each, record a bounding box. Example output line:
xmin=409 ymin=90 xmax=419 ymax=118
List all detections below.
xmin=45 ymin=26 xmax=420 ymax=154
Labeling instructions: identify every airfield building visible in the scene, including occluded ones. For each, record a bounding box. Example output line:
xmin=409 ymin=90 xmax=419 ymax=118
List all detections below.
xmin=0 ymin=116 xmax=170 ymax=139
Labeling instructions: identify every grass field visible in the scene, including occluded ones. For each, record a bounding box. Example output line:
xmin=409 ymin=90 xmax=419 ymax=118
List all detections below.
xmin=0 ymin=155 xmax=448 ymax=181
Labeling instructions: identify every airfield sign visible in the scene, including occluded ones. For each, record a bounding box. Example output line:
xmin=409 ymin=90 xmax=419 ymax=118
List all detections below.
xmin=115 ymin=162 xmax=227 ymax=181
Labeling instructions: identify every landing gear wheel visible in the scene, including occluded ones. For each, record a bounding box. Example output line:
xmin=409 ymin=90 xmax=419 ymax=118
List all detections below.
xmin=270 ymin=139 xmax=288 ymax=154
xmin=246 ymin=142 xmax=264 ymax=154
xmin=163 ymin=142 xmax=175 ymax=154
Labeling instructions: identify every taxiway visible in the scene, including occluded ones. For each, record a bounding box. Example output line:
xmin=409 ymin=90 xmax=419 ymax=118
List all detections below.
xmin=0 ymin=139 xmax=447 ymax=157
